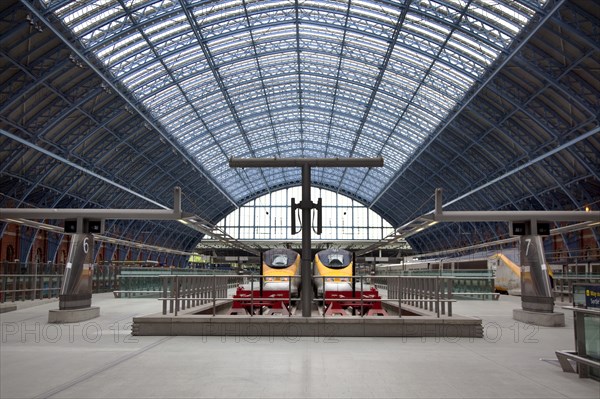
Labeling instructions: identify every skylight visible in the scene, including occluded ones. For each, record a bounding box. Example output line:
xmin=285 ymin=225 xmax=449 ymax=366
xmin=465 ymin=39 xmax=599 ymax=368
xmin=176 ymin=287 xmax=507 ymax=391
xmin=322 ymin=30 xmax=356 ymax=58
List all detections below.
xmin=42 ymin=0 xmax=548 ymax=204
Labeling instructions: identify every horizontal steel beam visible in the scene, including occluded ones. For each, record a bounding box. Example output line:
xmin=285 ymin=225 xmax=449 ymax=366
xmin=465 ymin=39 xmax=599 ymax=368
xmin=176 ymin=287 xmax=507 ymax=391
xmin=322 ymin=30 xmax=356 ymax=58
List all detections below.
xmin=0 ymin=187 xmax=191 ymax=220
xmin=0 ymin=217 xmax=192 ymax=256
xmin=425 ymin=211 xmax=600 ymax=223
xmin=0 ymin=209 xmax=190 ymax=220
xmin=229 ymin=157 xmax=384 ymax=168
xmin=431 ymin=188 xmax=600 ymax=222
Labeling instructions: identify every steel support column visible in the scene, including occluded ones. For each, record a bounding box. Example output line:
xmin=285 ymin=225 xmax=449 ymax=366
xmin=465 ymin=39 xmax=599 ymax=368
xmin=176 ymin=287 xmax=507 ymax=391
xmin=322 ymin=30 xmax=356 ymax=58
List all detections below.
xmin=301 ymin=163 xmax=312 ymax=316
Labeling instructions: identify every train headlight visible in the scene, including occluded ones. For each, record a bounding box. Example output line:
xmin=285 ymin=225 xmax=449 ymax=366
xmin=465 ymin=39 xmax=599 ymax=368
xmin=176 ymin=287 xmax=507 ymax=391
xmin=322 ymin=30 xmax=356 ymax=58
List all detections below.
xmin=325 ymin=278 xmax=334 ymax=282
xmin=265 ymin=277 xmax=274 ymax=282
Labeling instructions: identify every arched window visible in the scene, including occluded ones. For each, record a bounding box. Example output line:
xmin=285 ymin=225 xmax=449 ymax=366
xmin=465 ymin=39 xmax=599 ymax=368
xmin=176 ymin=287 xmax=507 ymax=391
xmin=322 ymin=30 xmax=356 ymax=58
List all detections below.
xmin=216 ymin=187 xmax=396 ymax=241
xmin=6 ymin=245 xmax=15 ymax=262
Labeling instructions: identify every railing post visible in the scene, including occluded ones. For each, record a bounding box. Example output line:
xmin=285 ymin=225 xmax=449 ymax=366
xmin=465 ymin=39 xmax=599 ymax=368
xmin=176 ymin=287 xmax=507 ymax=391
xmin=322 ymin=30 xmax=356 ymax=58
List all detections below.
xmin=1 ymin=275 xmax=6 ymax=303
xmin=162 ymin=276 xmax=167 ymax=315
xmin=425 ymin=278 xmax=428 ymax=310
xmin=428 ymin=278 xmax=432 ymax=311
xmin=420 ymin=278 xmax=424 ymax=309
xmin=181 ymin=276 xmax=186 ymax=311
xmin=13 ymin=275 xmax=18 ymax=302
xmin=425 ymin=278 xmax=429 ymax=311
xmin=398 ymin=276 xmax=402 ymax=318
xmin=169 ymin=277 xmax=174 ymax=315
xmin=191 ymin=276 xmax=196 ymax=307
xmin=435 ymin=277 xmax=440 ymax=318
xmin=174 ymin=275 xmax=179 ymax=316
xmin=202 ymin=275 xmax=206 ymax=305
xmin=32 ymin=265 xmax=37 ymax=301
xmin=429 ymin=278 xmax=433 ymax=312
xmin=414 ymin=278 xmax=418 ymax=308
xmin=250 ymin=276 xmax=254 ymax=316
xmin=288 ymin=277 xmax=292 ymax=317
xmin=181 ymin=275 xmax=185 ymax=310
xmin=360 ymin=276 xmax=364 ymax=317
xmin=448 ymin=277 xmax=453 ymax=317
xmin=322 ymin=276 xmax=326 ymax=318
xmin=441 ymin=278 xmax=446 ymax=316
xmin=190 ymin=276 xmax=194 ymax=308
xmin=188 ymin=276 xmax=193 ymax=308
xmin=198 ymin=275 xmax=202 ymax=305
xmin=212 ymin=274 xmax=217 ymax=316
xmin=419 ymin=278 xmax=423 ymax=309
xmin=410 ymin=278 xmax=414 ymax=307
xmin=196 ymin=276 xmax=204 ymax=306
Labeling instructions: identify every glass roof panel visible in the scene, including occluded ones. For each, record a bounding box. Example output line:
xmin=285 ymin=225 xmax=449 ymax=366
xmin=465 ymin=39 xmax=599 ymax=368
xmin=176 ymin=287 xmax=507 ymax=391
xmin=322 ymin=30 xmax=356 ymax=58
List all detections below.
xmin=43 ymin=0 xmax=548 ymax=204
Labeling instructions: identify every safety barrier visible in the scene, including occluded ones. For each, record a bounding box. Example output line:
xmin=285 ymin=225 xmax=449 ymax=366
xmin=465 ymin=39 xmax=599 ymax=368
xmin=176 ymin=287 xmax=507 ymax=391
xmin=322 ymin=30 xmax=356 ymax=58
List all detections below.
xmin=556 ymin=306 xmax=600 ymax=380
xmin=371 ymin=275 xmax=454 ymax=317
xmin=553 ymin=276 xmax=600 ymax=302
xmin=92 ymin=264 xmax=121 ymax=293
xmin=0 ymin=274 xmax=63 ymax=302
xmin=115 ymin=268 xmax=237 ymax=298
xmin=0 ymin=263 xmax=120 ymax=302
xmin=159 ymin=275 xmax=240 ymax=316
xmin=157 ymin=275 xmax=456 ymax=318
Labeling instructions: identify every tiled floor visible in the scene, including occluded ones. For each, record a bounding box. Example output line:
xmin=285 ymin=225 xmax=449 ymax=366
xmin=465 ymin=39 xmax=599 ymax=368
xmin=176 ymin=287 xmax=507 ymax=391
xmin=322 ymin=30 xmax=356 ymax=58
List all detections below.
xmin=1 ymin=293 xmax=598 ymax=398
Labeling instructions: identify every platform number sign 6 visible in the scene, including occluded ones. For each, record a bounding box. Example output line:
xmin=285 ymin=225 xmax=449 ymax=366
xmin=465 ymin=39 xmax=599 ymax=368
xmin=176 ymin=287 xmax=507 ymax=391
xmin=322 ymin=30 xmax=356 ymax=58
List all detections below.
xmin=83 ymin=237 xmax=89 ymax=254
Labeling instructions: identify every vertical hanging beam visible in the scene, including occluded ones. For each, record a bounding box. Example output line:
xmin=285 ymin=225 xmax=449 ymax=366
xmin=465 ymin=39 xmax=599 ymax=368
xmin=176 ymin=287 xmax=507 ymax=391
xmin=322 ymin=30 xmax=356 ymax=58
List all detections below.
xmin=301 ymin=164 xmax=312 ymax=316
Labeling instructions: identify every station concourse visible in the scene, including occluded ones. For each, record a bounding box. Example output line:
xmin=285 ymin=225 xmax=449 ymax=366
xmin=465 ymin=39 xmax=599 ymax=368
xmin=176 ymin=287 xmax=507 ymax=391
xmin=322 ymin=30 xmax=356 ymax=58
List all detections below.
xmin=2 ymin=293 xmax=600 ymax=398
xmin=1 ymin=0 xmax=599 ymax=397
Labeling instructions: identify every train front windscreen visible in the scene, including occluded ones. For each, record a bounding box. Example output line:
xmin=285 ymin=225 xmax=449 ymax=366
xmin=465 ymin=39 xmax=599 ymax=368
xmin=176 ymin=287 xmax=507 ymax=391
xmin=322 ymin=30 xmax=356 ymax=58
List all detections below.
xmin=264 ymin=249 xmax=298 ymax=269
xmin=318 ymin=251 xmax=352 ymax=268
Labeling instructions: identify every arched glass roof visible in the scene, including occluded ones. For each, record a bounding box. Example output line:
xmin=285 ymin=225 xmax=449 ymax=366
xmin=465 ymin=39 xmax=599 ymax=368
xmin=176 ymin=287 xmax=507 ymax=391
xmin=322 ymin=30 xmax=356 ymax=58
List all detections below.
xmin=41 ymin=0 xmax=547 ymax=203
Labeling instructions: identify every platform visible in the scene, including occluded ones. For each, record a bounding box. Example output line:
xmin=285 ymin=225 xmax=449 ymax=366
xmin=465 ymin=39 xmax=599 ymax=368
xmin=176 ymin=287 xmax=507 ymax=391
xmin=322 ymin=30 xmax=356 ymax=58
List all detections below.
xmin=132 ymin=301 xmax=483 ymax=337
xmin=1 ymin=292 xmax=598 ymax=398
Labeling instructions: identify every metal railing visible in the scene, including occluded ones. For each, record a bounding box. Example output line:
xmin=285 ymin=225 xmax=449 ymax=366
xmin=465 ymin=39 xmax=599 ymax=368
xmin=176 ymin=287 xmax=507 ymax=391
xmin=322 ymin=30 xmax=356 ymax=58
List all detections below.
xmin=0 ymin=263 xmax=121 ymax=303
xmin=159 ymin=274 xmax=241 ymax=316
xmin=115 ymin=268 xmax=238 ymax=298
xmin=371 ymin=275 xmax=454 ymax=317
xmin=92 ymin=264 xmax=121 ymax=294
xmin=158 ymin=274 xmax=304 ymax=316
xmin=556 ymin=306 xmax=600 ymax=380
xmin=0 ymin=262 xmax=66 ymax=276
xmin=157 ymin=274 xmax=456 ymax=318
xmin=545 ymin=251 xmax=600 ymax=265
xmin=553 ymin=275 xmax=600 ymax=302
xmin=0 ymin=263 xmax=243 ymax=303
xmin=0 ymin=274 xmax=63 ymax=302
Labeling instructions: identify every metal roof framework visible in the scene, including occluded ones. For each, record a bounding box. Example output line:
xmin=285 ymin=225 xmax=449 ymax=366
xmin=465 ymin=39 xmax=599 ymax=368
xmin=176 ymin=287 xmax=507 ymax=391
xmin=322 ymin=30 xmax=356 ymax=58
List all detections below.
xmin=1 ymin=0 xmax=598 ymax=257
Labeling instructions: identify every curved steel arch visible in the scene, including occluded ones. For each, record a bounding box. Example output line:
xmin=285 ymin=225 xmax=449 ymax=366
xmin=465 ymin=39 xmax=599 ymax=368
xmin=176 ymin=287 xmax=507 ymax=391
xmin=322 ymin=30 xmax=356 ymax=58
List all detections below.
xmin=2 ymin=0 xmax=598 ymax=256
xmin=29 ymin=0 xmax=544 ymax=205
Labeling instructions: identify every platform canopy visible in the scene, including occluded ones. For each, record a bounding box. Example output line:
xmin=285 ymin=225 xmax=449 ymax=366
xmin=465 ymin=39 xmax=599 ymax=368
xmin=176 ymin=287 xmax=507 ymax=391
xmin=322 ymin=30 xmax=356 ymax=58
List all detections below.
xmin=1 ymin=0 xmax=598 ymax=254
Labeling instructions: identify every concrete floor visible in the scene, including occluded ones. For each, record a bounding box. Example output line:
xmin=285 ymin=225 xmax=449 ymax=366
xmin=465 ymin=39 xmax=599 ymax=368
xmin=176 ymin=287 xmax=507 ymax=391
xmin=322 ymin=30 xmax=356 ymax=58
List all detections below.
xmin=1 ymin=293 xmax=598 ymax=398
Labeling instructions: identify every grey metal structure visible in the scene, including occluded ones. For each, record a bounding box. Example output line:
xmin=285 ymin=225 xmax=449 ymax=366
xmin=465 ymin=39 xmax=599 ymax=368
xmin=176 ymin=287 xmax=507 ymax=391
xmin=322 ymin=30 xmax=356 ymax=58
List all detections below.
xmin=230 ymin=156 xmax=383 ymax=316
xmin=1 ymin=0 xmax=599 ymax=260
xmin=2 ymin=186 xmax=206 ymax=311
xmin=428 ymin=187 xmax=599 ymax=316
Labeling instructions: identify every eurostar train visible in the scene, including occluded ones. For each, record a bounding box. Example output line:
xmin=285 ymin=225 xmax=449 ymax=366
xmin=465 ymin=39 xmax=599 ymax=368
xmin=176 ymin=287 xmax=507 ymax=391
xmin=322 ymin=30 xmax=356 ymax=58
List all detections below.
xmin=313 ymin=248 xmax=354 ymax=296
xmin=262 ymin=248 xmax=301 ymax=294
